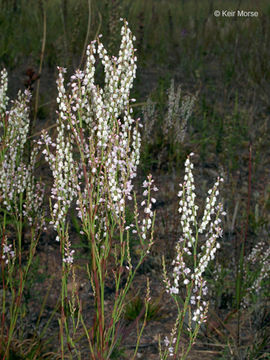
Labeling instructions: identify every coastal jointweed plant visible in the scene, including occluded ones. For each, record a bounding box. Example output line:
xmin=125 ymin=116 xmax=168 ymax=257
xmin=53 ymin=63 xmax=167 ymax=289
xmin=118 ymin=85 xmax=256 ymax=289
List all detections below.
xmin=0 ymin=69 xmax=44 ymax=225
xmin=160 ymin=153 xmax=226 ymax=360
xmin=42 ymin=19 xmax=157 ymax=359
xmin=0 ymin=69 xmax=45 ymax=357
xmin=242 ymin=240 xmax=270 ymax=307
xmin=142 ymin=97 xmax=156 ymax=145
xmin=142 ymin=79 xmax=196 ymax=170
xmin=0 ymin=69 xmax=8 ymax=118
xmin=142 ymin=79 xmax=196 ymax=146
xmin=0 ymin=87 xmax=31 ymax=214
xmin=163 ymin=79 xmax=196 ymax=144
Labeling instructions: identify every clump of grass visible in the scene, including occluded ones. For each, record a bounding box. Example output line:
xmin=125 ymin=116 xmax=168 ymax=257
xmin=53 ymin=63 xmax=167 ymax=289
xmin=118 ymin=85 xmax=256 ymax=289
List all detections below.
xmin=125 ymin=293 xmax=163 ymax=322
